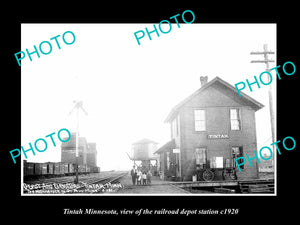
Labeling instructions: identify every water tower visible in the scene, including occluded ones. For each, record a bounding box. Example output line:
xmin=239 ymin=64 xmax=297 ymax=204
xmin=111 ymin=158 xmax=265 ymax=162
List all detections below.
xmin=132 ymin=138 xmax=158 ymax=173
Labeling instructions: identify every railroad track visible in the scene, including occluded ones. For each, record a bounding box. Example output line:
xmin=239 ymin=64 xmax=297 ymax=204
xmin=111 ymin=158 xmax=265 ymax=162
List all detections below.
xmin=80 ymin=172 xmax=127 ymax=186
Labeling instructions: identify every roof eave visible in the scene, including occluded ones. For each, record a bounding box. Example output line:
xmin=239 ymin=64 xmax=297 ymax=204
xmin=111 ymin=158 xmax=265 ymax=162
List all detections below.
xmin=154 ymin=139 xmax=175 ymax=154
xmin=164 ymin=77 xmax=264 ymax=122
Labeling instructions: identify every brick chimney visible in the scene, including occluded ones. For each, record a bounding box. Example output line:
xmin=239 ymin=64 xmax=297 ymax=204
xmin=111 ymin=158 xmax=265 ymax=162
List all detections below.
xmin=200 ymin=76 xmax=208 ymax=87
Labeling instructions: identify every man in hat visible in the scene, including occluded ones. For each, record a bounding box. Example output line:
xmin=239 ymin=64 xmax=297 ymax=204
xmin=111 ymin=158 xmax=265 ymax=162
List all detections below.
xmin=130 ymin=166 xmax=137 ymax=185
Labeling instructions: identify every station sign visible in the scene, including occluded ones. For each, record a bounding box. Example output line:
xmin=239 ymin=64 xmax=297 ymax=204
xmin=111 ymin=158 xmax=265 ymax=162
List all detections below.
xmin=207 ymin=134 xmax=229 ymax=139
xmin=173 ymin=148 xmax=180 ymax=153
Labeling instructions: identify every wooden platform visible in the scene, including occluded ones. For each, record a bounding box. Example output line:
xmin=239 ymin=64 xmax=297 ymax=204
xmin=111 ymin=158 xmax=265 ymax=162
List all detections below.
xmin=238 ymin=179 xmax=274 ymax=193
xmin=170 ymin=178 xmax=275 ymax=194
xmin=173 ymin=180 xmax=238 ymax=188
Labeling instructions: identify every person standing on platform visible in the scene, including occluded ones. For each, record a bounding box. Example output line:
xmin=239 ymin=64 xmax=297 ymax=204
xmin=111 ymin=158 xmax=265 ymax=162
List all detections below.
xmin=142 ymin=171 xmax=147 ymax=185
xmin=136 ymin=169 xmax=142 ymax=185
xmin=147 ymin=170 xmax=152 ymax=185
xmin=130 ymin=166 xmax=136 ymax=185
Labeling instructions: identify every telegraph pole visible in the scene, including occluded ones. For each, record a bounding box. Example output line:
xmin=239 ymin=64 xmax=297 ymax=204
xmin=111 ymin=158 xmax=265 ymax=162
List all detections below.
xmin=69 ymin=100 xmax=88 ymax=184
xmin=75 ymin=105 xmax=79 ymax=184
xmin=250 ymin=44 xmax=275 ymax=148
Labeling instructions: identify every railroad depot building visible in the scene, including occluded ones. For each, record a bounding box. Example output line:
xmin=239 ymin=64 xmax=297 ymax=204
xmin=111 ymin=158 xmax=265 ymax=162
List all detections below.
xmin=155 ymin=76 xmax=264 ymax=181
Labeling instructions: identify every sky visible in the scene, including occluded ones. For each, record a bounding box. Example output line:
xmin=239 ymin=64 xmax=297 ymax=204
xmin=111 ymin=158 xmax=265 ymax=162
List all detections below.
xmin=21 ymin=23 xmax=276 ymax=170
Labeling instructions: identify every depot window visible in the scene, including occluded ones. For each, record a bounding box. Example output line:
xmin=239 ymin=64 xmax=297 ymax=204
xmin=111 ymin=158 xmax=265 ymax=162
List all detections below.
xmin=194 ymin=109 xmax=206 ymax=131
xmin=195 ymin=148 xmax=206 ymax=169
xmin=230 ymin=108 xmax=241 ymax=130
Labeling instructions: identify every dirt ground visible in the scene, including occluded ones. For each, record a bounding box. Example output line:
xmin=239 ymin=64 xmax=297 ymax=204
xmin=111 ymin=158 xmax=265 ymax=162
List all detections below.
xmin=117 ymin=173 xmax=190 ymax=194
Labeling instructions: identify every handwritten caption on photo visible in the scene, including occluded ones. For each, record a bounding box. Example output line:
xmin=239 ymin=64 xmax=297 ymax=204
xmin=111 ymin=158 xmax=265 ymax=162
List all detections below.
xmin=23 ymin=181 xmax=123 ymax=194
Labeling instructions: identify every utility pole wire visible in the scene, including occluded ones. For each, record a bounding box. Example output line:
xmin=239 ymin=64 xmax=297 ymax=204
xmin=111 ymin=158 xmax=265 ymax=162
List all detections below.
xmin=250 ymin=44 xmax=276 ymax=152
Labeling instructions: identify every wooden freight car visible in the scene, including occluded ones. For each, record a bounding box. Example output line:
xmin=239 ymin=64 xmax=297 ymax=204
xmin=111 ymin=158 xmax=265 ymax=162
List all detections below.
xmin=68 ymin=163 xmax=75 ymax=174
xmin=63 ymin=163 xmax=68 ymax=174
xmin=53 ymin=162 xmax=65 ymax=175
xmin=34 ymin=162 xmax=57 ymax=176
xmin=92 ymin=166 xmax=101 ymax=173
xmin=34 ymin=163 xmax=48 ymax=175
xmin=78 ymin=164 xmax=86 ymax=174
xmin=24 ymin=161 xmax=101 ymax=179
xmin=24 ymin=161 xmax=35 ymax=176
xmin=47 ymin=162 xmax=54 ymax=174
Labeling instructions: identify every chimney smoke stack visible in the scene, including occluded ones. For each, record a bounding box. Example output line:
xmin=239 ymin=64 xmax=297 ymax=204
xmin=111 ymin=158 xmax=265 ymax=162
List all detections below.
xmin=200 ymin=76 xmax=208 ymax=87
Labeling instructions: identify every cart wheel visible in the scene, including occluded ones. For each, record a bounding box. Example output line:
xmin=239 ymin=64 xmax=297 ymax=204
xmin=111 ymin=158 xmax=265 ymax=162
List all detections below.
xmin=230 ymin=170 xmax=237 ymax=180
xmin=202 ymin=169 xmax=214 ymax=181
xmin=230 ymin=173 xmax=237 ymax=180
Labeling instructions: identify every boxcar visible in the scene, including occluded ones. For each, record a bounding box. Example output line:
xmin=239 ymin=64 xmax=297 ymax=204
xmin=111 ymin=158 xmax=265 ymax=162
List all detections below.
xmin=34 ymin=163 xmax=48 ymax=175
xmin=92 ymin=166 xmax=100 ymax=173
xmin=96 ymin=167 xmax=101 ymax=173
xmin=78 ymin=164 xmax=87 ymax=173
xmin=68 ymin=163 xmax=75 ymax=174
xmin=47 ymin=163 xmax=54 ymax=175
xmin=60 ymin=162 xmax=66 ymax=174
xmin=63 ymin=163 xmax=69 ymax=174
xmin=53 ymin=162 xmax=64 ymax=175
xmin=24 ymin=161 xmax=100 ymax=177
xmin=23 ymin=162 xmax=27 ymax=177
xmin=53 ymin=163 xmax=59 ymax=175
xmin=24 ymin=162 xmax=35 ymax=176
xmin=86 ymin=166 xmax=91 ymax=173
xmin=78 ymin=165 xmax=83 ymax=173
